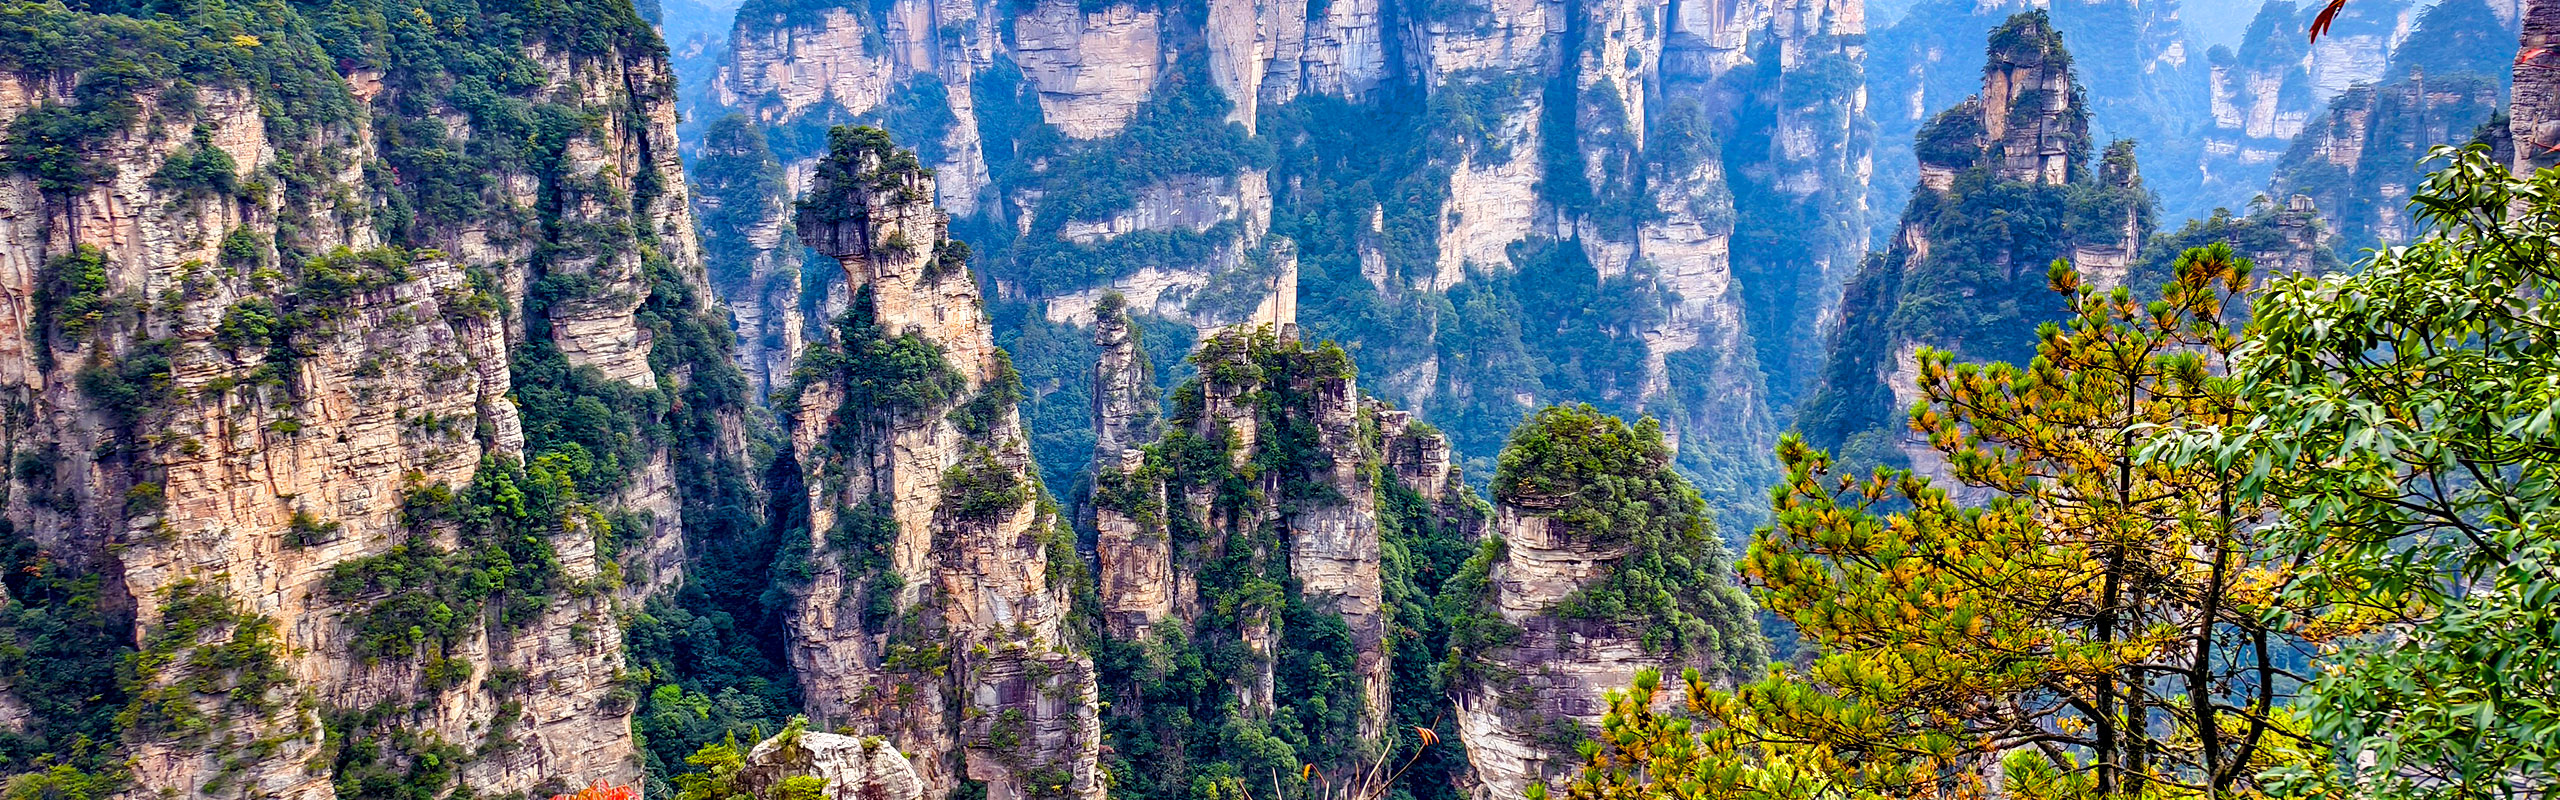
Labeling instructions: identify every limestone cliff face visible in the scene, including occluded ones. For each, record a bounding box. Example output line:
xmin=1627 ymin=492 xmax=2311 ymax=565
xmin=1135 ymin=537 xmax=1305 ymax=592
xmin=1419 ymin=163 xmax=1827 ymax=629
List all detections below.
xmin=1087 ymin=328 xmax=1391 ymax=734
xmin=1803 ymin=11 xmax=2149 ymax=475
xmin=2202 ymin=1 xmax=2328 ymax=208
xmin=1444 ymin=408 xmax=1763 ymax=800
xmin=1088 ymin=296 xmax=1161 ymax=466
xmin=781 ymin=131 xmax=1104 ymax=800
xmin=695 ymin=115 xmax=809 ymax=402
xmin=697 ymin=0 xmax=1871 ymax=521
xmin=1082 ymin=321 xmax=1499 ymax=779
xmin=1691 ymin=0 xmax=1872 ymax=417
xmin=2269 ymin=0 xmax=2512 ymax=250
xmin=0 ymin=1 xmax=746 ymax=796
xmin=1453 ymin=507 xmax=1684 ymax=800
xmin=2518 ymin=0 xmax=2560 ymax=173
xmin=2271 ymin=75 xmax=2502 ymax=247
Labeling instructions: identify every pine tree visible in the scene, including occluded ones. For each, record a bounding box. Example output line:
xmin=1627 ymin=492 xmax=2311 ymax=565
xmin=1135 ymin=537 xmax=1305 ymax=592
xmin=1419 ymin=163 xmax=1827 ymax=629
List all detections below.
xmin=1555 ymin=248 xmax=2323 ymax=800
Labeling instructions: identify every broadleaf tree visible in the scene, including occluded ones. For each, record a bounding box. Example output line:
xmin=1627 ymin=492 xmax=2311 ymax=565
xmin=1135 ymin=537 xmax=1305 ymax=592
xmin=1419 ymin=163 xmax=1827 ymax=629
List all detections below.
xmin=2174 ymin=145 xmax=2560 ymax=799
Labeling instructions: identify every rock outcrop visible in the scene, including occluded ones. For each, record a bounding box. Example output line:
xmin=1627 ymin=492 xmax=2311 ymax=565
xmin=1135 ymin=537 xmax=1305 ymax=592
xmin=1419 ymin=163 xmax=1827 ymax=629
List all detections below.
xmin=2518 ymin=0 xmax=2560 ymax=172
xmin=1445 ymin=407 xmax=1764 ymax=800
xmin=1079 ymin=319 xmax=1502 ymax=794
xmin=695 ymin=114 xmax=810 ymax=402
xmin=2269 ymin=0 xmax=2512 ymax=249
xmin=1088 ymin=294 xmax=1161 ymax=465
xmin=780 ymin=129 xmax=1104 ymax=800
xmin=0 ymin=0 xmax=752 ymax=796
xmin=1696 ymin=0 xmax=1873 ymax=420
xmin=1802 ymin=10 xmax=2150 ymax=475
xmin=1088 ymin=329 xmax=1391 ymax=732
xmin=739 ymin=727 xmax=930 ymax=800
xmin=1869 ymin=0 xmax=2209 ymax=225
xmin=2271 ymin=74 xmax=2502 ymax=247
xmin=2202 ymin=2 xmax=2327 ymax=209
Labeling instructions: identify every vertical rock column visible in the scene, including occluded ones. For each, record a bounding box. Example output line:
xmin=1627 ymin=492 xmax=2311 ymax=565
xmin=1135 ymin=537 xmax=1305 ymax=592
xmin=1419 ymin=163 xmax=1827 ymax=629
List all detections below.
xmin=1446 ymin=410 xmax=1763 ymax=800
xmin=2521 ymin=0 xmax=2560 ymax=172
xmin=1090 ymin=296 xmax=1173 ymax=640
xmin=1280 ymin=342 xmax=1390 ymax=739
xmin=1451 ymin=500 xmax=1674 ymax=800
xmin=788 ymin=130 xmax=1105 ymax=800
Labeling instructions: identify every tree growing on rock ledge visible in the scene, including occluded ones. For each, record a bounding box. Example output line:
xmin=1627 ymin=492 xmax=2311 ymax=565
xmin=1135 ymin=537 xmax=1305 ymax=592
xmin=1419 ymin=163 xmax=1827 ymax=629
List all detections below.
xmin=1489 ymin=405 xmax=1764 ymax=669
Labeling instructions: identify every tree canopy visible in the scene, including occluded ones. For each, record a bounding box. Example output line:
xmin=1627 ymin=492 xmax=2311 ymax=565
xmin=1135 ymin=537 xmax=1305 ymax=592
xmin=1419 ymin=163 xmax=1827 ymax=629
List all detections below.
xmin=1557 ymin=147 xmax=2560 ymax=800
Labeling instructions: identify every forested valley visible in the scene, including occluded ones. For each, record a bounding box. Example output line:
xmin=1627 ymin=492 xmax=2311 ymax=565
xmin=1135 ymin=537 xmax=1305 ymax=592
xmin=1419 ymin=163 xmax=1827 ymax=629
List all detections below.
xmin=0 ymin=0 xmax=2550 ymax=796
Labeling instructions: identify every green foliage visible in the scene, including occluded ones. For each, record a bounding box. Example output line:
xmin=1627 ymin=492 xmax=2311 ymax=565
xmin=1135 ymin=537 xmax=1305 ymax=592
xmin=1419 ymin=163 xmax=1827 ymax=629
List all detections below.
xmin=1433 ymin=537 xmax=1517 ymax=684
xmin=0 ymin=527 xmax=132 ymax=784
xmin=949 ymin=350 xmax=1022 ymax=438
xmin=625 ymin=294 xmax=793 ymax=797
xmin=0 ymin=763 xmax=119 ymax=800
xmin=1802 ymin=122 xmax=2154 ymax=467
xmin=2176 ymin=147 xmax=2560 ymax=798
xmin=4 ymin=64 xmax=149 ymax=195
xmin=217 ymin=227 xmax=265 ymax=271
xmin=326 ymin=459 xmax=586 ymax=663
xmin=801 ymin=125 xmax=930 ymax=226
xmin=214 ymin=297 xmax=280 ymax=352
xmin=0 ymin=0 xmax=770 ymax=796
xmin=966 ymin=54 xmax=1269 ymax=296
xmin=626 ymin=588 xmax=798 ymax=796
xmin=669 ymin=731 xmax=752 ymax=800
xmin=2386 ymin=0 xmax=2510 ymax=86
xmin=0 ymin=0 xmax=359 ymax=158
xmin=940 ymin=445 xmax=1028 ymax=523
xmin=692 ymin=114 xmax=789 ymax=299
xmin=1259 ymin=91 xmax=1446 ymax=398
xmin=1554 ymin=248 xmax=2334 ymax=800
xmin=1536 ymin=44 xmax=1648 ymax=231
xmin=583 ymin=84 xmax=781 ymax=796
xmin=286 ymin=509 xmax=342 ymax=547
xmin=1489 ymin=405 xmax=1764 ymax=669
xmin=324 ymin=704 xmax=469 ymax=800
xmin=121 ymin=482 xmax=162 ymax=517
xmin=2271 ymin=16 xmax=2502 ymax=252
xmin=76 ymin=337 xmax=175 ymax=431
xmin=31 ymin=245 xmax=110 ymax=356
xmin=114 ymin=581 xmax=290 ymax=744
xmin=153 ymin=125 xmax=237 ymax=198
xmin=992 ymin=302 xmax=1123 ymax=493
xmin=2124 ymin=203 xmax=2343 ymax=293
xmin=1718 ymin=32 xmax=1864 ymax=429
xmin=794 ymin=287 xmax=966 ymax=433
xmin=1911 ymin=99 xmax=1989 ymax=167
xmin=1093 ymin=331 xmax=1486 ymax=800
xmin=1433 ymin=239 xmax=1667 ymax=480
xmin=203 ymin=246 xmax=416 ymax=376
xmin=1375 ymin=476 xmax=1481 ymax=800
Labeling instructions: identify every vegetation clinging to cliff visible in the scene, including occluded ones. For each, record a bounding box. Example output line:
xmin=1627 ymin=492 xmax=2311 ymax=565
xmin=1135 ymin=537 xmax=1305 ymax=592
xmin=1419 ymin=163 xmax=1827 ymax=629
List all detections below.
xmin=1492 ymin=405 xmax=1765 ymax=671
xmin=1091 ymin=331 xmax=1463 ymax=800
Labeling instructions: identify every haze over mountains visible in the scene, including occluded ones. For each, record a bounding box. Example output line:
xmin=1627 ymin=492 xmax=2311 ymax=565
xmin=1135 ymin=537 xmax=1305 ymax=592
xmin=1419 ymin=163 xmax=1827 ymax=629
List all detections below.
xmin=0 ymin=0 xmax=2528 ymax=796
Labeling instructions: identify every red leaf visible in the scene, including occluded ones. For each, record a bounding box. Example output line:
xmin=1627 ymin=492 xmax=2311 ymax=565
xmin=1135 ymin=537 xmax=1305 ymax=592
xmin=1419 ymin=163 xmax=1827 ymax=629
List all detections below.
xmin=2308 ymin=0 xmax=2351 ymax=42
